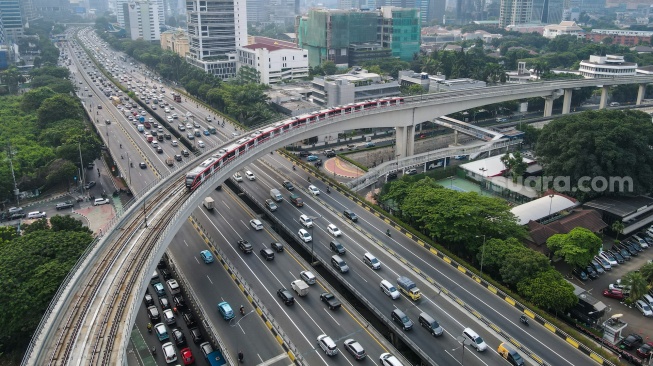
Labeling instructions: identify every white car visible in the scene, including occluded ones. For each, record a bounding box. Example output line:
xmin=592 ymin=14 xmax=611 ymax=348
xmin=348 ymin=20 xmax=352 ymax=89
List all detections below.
xmin=250 ymin=219 xmax=263 ymax=230
xmin=299 ymin=214 xmax=313 ymax=228
xmin=308 ymin=185 xmax=320 ymax=195
xmin=27 ymin=211 xmax=47 ymax=219
xmin=380 ymin=353 xmax=404 ymax=366
xmin=327 ymin=224 xmax=342 ymax=237
xmin=93 ymin=198 xmax=110 ymax=206
xmin=298 ymin=228 xmax=312 ymax=243
xmin=245 ymin=171 xmax=256 ymax=181
xmin=636 ymin=299 xmax=653 ymax=317
xmin=171 ymin=140 xmax=178 ymax=147
xmin=233 ymin=172 xmax=243 ymax=182
xmin=198 ymin=140 xmax=205 ymax=148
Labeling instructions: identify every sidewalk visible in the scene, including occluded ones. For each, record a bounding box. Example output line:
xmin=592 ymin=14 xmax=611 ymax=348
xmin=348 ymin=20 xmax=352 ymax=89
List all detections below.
xmin=73 ymin=204 xmax=116 ymax=235
xmin=323 ymin=157 xmax=365 ymax=179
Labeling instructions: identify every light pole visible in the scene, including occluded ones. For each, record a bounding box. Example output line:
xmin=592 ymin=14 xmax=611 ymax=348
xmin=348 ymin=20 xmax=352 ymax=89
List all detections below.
xmin=476 ymin=235 xmax=487 ymax=278
xmin=309 ymin=216 xmax=319 ymax=265
xmin=479 ymin=167 xmax=487 ymax=192
xmin=548 ymin=194 xmax=555 ymax=216
xmin=454 ymin=336 xmax=473 ymax=365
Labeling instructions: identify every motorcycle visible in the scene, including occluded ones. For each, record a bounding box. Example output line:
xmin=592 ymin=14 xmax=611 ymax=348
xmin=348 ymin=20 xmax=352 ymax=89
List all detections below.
xmin=519 ymin=315 xmax=529 ymax=326
xmin=240 ymin=306 xmax=245 ymax=316
xmin=292 ymin=165 xmax=296 ymax=171
xmin=151 ymin=347 xmax=157 ymax=356
xmin=238 ymin=351 xmax=244 ymax=363
xmin=386 ymin=229 xmax=391 ymax=237
xmin=326 ymin=186 xmax=331 ymax=194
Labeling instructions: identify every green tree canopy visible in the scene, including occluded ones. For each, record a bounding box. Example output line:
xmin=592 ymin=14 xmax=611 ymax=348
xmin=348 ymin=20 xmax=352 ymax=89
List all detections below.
xmin=546 ymin=227 xmax=602 ymax=268
xmin=517 ymin=269 xmax=578 ymax=312
xmin=36 ymin=94 xmax=82 ymax=128
xmin=21 ymin=87 xmax=56 ymax=112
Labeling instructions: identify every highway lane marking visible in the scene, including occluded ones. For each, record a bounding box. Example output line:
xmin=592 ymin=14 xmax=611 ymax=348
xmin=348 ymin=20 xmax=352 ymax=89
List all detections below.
xmin=257 ymin=352 xmax=288 ymax=366
xmin=322 ymin=308 xmax=340 ymax=326
xmin=194 ymin=257 xmax=200 ymax=265
xmin=241 ymin=219 xmax=250 ymax=231
xmin=183 ymin=239 xmax=189 ymax=247
xmin=206 ymin=275 xmax=213 ymax=284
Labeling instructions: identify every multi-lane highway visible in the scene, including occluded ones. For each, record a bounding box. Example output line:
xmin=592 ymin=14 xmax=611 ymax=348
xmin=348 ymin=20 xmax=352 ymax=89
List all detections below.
xmin=53 ymin=27 xmax=610 ymax=366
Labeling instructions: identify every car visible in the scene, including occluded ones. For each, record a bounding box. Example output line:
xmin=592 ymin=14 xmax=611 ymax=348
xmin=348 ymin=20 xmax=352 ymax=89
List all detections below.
xmin=391 ymin=309 xmax=413 ymax=330
xmin=233 ymin=172 xmax=243 ymax=182
xmin=189 ymin=327 xmax=203 ymax=344
xmin=298 ymin=229 xmax=312 ymax=243
xmin=594 ymin=256 xmax=612 ymax=270
xmin=585 ymin=265 xmax=598 ymax=279
xmin=156 ymin=146 xmax=163 ymax=154
xmin=299 ymin=214 xmax=313 ymax=228
xmin=172 ymin=327 xmax=187 ymax=347
xmin=590 ymin=259 xmax=605 ymax=274
xmin=180 ymin=347 xmax=194 ymax=365
xmin=343 ymin=209 xmax=358 ymax=222
xmin=343 ymin=338 xmax=366 ymax=360
xmin=608 ymin=249 xmax=626 ymax=263
xmin=320 ymin=292 xmax=342 ymax=310
xmin=270 ymin=242 xmax=284 ymax=252
xmin=197 ymin=140 xmax=205 ymax=148
xmin=147 ymin=305 xmax=161 ymax=322
xmin=307 ymin=155 xmax=319 ymax=162
xmin=250 ymin=219 xmax=263 ymax=230
xmin=217 ymin=301 xmax=235 ymax=320
xmin=144 ymin=293 xmax=154 ymax=306
xmin=277 ymin=288 xmax=295 ymax=305
xmin=572 ymin=267 xmax=588 ymax=281
xmin=84 ymin=181 xmax=96 ymax=189
xmin=637 ymin=342 xmax=653 ymax=358
xmin=387 ymin=171 xmax=398 ymax=180
xmin=380 ymin=353 xmax=403 ymax=366
xmin=200 ymin=250 xmax=214 ymax=263
xmin=636 ymin=300 xmax=653 ymax=317
xmin=186 ymin=133 xmax=195 ymax=140
xmin=317 ymin=334 xmax=338 ymax=356
xmin=182 ymin=149 xmax=190 ymax=157
xmin=380 ymin=280 xmax=401 ymax=299
xmin=56 ymin=201 xmax=74 ymax=210
xmin=178 ymin=124 xmax=186 ymax=131
xmin=245 ymin=171 xmax=256 ymax=180
xmin=93 ymin=198 xmax=110 ymax=206
xmin=260 ymin=248 xmax=275 ymax=260
xmin=602 ymin=288 xmax=624 ymax=300
xmin=613 ymin=247 xmax=631 ymax=260
xmin=331 ymin=255 xmax=349 ymax=273
xmin=622 ymin=333 xmax=643 ymax=350
xmin=162 ymin=342 xmax=177 ymax=363
xmin=265 ymin=199 xmax=278 ymax=211
xmin=159 ymin=297 xmax=170 ymax=310
xmin=308 ymin=185 xmax=320 ymax=195
xmin=365 ymin=142 xmax=376 ymax=148
xmin=327 ymin=224 xmax=342 ymax=237
xmin=282 ymin=180 xmax=294 ymax=191
xmin=27 ymin=211 xmax=47 ymax=219
xmin=609 ymin=281 xmax=631 ymax=294
xmin=182 ymin=312 xmax=197 ymax=327
xmin=203 ymin=129 xmax=210 ymax=136
xmin=238 ymin=239 xmax=253 ymax=253
xmin=406 ymin=168 xmax=418 ymax=175
xmin=329 ymin=240 xmax=346 ymax=255
xmin=139 ymin=162 xmax=147 ymax=169
xmin=300 ymin=270 xmax=316 ymax=284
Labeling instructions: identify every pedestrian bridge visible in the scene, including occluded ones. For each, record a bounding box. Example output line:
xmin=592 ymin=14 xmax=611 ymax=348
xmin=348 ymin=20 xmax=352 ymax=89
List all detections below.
xmin=23 ymin=76 xmax=653 ymax=365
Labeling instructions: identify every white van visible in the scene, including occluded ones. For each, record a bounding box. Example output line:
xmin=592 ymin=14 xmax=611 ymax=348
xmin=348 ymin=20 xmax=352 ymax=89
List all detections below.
xmin=462 ymin=327 xmax=487 ymax=351
xmin=300 ymin=214 xmax=313 ymax=228
xmin=364 ymin=253 xmax=381 ymax=270
xmin=380 ymin=280 xmax=400 ymax=299
xmin=166 ymin=279 xmax=180 ymax=295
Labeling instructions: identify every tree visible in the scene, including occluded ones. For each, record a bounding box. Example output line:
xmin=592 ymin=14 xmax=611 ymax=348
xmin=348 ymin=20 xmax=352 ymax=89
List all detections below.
xmin=517 ymin=269 xmax=578 ymax=312
xmin=50 ymin=215 xmax=92 ymax=233
xmin=500 ymin=248 xmax=550 ymax=287
xmin=21 ymin=87 xmax=56 ymax=112
xmin=23 ymin=218 xmax=50 ymax=234
xmin=640 ymin=262 xmax=653 ymax=285
xmin=536 ymin=110 xmax=653 ymax=199
xmin=401 ymin=84 xmax=426 ymax=96
xmin=36 ymin=95 xmax=82 ymax=128
xmin=546 ymin=227 xmax=602 ymax=268
xmin=519 ymin=124 xmax=540 ymax=146
xmin=322 ymin=61 xmax=337 ymax=75
xmin=499 ymin=152 xmax=528 ymax=182
xmin=611 ymin=221 xmax=624 ymax=241
xmin=622 ymin=271 xmax=648 ymax=302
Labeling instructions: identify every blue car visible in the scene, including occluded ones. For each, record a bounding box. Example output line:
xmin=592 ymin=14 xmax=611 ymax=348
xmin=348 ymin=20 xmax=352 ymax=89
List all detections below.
xmin=200 ymin=250 xmax=214 ymax=264
xmin=217 ymin=301 xmax=235 ymax=320
xmin=307 ymin=155 xmax=319 ymax=162
xmin=153 ymin=282 xmax=166 ymax=297
xmin=203 ymin=129 xmax=210 ymax=136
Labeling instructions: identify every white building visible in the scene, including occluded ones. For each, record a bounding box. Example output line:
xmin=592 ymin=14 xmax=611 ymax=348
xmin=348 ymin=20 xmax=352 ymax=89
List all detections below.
xmin=579 ymin=55 xmax=637 ymax=79
xmin=123 ymin=0 xmax=161 ymax=41
xmin=311 ymin=69 xmax=400 ymax=107
xmin=237 ymin=42 xmax=308 ymax=85
xmin=186 ymin=0 xmax=247 ymax=79
xmin=542 ymin=21 xmax=583 ymax=39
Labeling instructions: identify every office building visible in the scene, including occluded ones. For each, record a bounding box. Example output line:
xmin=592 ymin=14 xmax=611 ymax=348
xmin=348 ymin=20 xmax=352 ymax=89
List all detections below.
xmin=379 ymin=7 xmax=421 ymax=61
xmin=186 ymin=0 xmax=247 ymax=79
xmin=124 ymin=0 xmax=161 ymax=41
xmin=579 ymin=55 xmax=637 ymax=79
xmin=531 ymin=0 xmax=563 ymax=24
xmin=161 ymin=29 xmax=190 ymax=56
xmin=119 ymin=0 xmax=164 ymax=29
xmin=542 ymin=21 xmax=583 ymax=38
xmin=348 ymin=43 xmax=392 ymax=66
xmin=236 ymin=40 xmax=309 ymax=84
xmin=311 ymin=69 xmax=400 ymax=107
xmin=0 ymin=0 xmax=23 ymax=42
xmin=499 ymin=0 xmax=533 ymax=27
xmin=247 ymin=0 xmax=267 ymax=22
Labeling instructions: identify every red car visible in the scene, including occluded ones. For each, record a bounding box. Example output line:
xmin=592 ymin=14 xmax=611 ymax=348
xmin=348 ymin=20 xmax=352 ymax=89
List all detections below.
xmin=637 ymin=342 xmax=653 ymax=358
xmin=180 ymin=347 xmax=194 ymax=365
xmin=602 ymin=288 xmax=625 ymax=300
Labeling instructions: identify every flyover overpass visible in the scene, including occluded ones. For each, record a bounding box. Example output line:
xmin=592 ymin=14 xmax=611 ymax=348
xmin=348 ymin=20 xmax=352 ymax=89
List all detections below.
xmin=23 ymin=75 xmax=653 ymax=365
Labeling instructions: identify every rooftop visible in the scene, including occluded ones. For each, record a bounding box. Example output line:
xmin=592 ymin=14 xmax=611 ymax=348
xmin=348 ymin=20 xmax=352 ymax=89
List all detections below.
xmin=527 ymin=209 xmax=607 ymax=246
xmin=460 ymin=154 xmax=535 ymax=178
xmin=584 ymin=195 xmax=653 ymax=217
xmin=242 ymin=42 xmax=299 ymax=52
xmin=511 ymin=193 xmax=578 ymax=225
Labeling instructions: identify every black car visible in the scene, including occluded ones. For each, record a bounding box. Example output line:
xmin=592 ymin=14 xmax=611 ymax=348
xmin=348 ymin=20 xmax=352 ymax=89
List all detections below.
xmin=158 ymin=259 xmax=167 ymax=269
xmin=160 ymin=268 xmax=172 ymax=280
xmin=238 ymin=240 xmax=253 ymax=253
xmin=144 ymin=293 xmax=154 ymax=306
xmin=182 ymin=312 xmax=197 ymax=327
xmin=391 ymin=309 xmax=413 ymax=330
xmin=622 ymin=333 xmax=643 ymax=350
xmin=174 ymin=154 xmax=182 ymax=161
xmin=139 ymin=162 xmax=147 ymax=169
xmin=159 ymin=297 xmax=170 ymax=310
xmin=282 ymin=180 xmax=294 ymax=191
xmin=387 ymin=171 xmax=398 ymax=180
xmin=572 ymin=267 xmax=588 ymax=281
xmin=171 ymin=328 xmax=187 ymax=347
xmin=189 ymin=327 xmax=203 ymax=344
xmin=343 ymin=209 xmax=358 ymax=222
xmin=271 ymin=242 xmax=284 ymax=252
xmin=277 ymin=288 xmax=295 ymax=305
xmin=329 ymin=240 xmax=346 ymax=255
xmin=620 ymin=243 xmax=639 ymax=256
xmin=613 ymin=248 xmax=631 ymax=260
xmin=608 ymin=250 xmax=625 ymax=263
xmin=260 ymin=248 xmax=275 ymax=261
xmin=585 ymin=265 xmax=598 ymax=279
xmin=84 ymin=181 xmax=96 ymax=189
xmin=173 ymin=295 xmax=186 ymax=309
xmin=298 ymin=151 xmax=309 ymax=157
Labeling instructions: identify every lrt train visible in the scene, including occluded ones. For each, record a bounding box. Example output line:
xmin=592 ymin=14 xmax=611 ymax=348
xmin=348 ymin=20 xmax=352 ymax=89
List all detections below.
xmin=185 ymin=97 xmax=405 ymax=190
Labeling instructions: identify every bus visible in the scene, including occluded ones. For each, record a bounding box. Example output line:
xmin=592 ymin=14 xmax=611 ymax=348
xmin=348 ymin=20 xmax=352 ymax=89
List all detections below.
xmin=172 ymin=93 xmax=181 ymax=102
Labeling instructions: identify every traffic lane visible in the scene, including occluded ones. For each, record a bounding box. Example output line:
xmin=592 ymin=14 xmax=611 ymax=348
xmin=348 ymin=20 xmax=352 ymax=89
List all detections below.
xmin=326 ymin=192 xmax=593 ymax=365
xmin=194 ymin=193 xmax=390 ymax=365
xmin=241 ymin=165 xmax=506 ymax=366
xmin=167 ymin=222 xmax=290 ymax=364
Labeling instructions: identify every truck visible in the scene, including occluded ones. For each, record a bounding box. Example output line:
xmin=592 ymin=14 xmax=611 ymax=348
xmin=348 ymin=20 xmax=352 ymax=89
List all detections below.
xmin=289 ymin=193 xmax=303 ymax=207
xmin=173 ymin=93 xmax=182 ymax=102
xmin=165 ymin=157 xmax=174 ymax=166
xmin=110 ymin=96 xmax=121 ymax=106
xmin=203 ymin=197 xmax=215 ymax=210
xmin=397 ymin=276 xmax=421 ymax=301
xmin=291 ymin=279 xmax=309 ymax=297
xmin=270 ymin=188 xmax=283 ymax=202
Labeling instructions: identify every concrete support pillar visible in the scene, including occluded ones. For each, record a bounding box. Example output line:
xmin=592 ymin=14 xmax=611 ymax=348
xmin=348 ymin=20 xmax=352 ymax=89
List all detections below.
xmin=454 ymin=130 xmax=459 ymax=145
xmin=395 ymin=126 xmax=406 ymax=160
xmin=543 ymin=96 xmax=554 ymax=117
xmin=599 ymin=86 xmax=609 ymax=109
xmin=562 ymin=89 xmax=572 ymax=114
xmin=406 ymin=125 xmax=415 ymax=156
xmin=637 ymin=84 xmax=646 ymax=105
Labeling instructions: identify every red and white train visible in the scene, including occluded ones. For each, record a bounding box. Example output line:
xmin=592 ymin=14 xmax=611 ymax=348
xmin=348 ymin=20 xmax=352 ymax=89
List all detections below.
xmin=185 ymin=97 xmax=405 ymax=190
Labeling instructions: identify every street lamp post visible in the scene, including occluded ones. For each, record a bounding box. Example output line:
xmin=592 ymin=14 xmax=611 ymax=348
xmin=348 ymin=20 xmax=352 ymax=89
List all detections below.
xmin=548 ymin=194 xmax=555 ymax=216
xmin=476 ymin=235 xmax=487 ymax=278
xmin=454 ymin=336 xmax=473 ymax=365
xmin=479 ymin=167 xmax=487 ymax=191
xmin=309 ymin=216 xmax=320 ymax=265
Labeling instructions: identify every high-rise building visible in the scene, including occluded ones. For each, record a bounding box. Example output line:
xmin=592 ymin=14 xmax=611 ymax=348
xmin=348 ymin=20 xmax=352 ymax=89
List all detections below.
xmin=246 ymin=0 xmax=266 ymax=22
xmin=499 ymin=0 xmax=532 ymax=27
xmin=379 ymin=7 xmax=421 ymax=61
xmin=120 ymin=0 xmax=164 ymax=30
xmin=0 ymin=0 xmax=23 ymax=42
xmin=117 ymin=0 xmax=129 ymax=27
xmin=0 ymin=16 xmax=5 ymax=45
xmin=186 ymin=0 xmax=247 ymax=79
xmin=124 ymin=0 xmax=161 ymax=41
xmin=531 ymin=0 xmax=562 ymax=24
